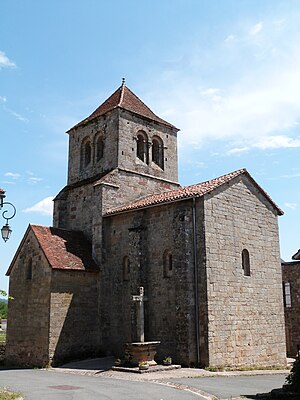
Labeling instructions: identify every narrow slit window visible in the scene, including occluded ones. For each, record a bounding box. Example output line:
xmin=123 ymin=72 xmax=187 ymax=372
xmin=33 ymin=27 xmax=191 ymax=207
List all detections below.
xmin=283 ymin=282 xmax=292 ymax=308
xmin=26 ymin=259 xmax=32 ymax=280
xmin=123 ymin=256 xmax=130 ymax=281
xmin=242 ymin=249 xmax=250 ymax=276
xmin=163 ymin=250 xmax=173 ymax=278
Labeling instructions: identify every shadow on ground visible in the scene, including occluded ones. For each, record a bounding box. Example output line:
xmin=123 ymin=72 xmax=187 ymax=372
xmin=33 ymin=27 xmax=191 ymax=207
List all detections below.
xmin=241 ymin=388 xmax=300 ymax=399
xmin=58 ymin=356 xmax=115 ymax=372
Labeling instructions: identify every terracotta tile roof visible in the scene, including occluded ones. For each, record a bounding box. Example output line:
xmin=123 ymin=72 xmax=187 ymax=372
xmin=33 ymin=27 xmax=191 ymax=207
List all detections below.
xmin=105 ymin=168 xmax=283 ymax=216
xmin=31 ymin=225 xmax=98 ymax=272
xmin=292 ymin=249 xmax=300 ymax=260
xmin=69 ymin=82 xmax=178 ymax=131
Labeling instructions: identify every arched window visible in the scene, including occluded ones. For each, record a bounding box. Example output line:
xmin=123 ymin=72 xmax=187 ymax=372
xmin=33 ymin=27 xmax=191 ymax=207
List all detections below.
xmin=242 ymin=249 xmax=250 ymax=276
xmin=152 ymin=136 xmax=164 ymax=169
xmin=26 ymin=258 xmax=32 ymax=280
xmin=123 ymin=256 xmax=130 ymax=281
xmin=96 ymin=135 xmax=104 ymax=161
xmin=163 ymin=250 xmax=173 ymax=278
xmin=80 ymin=138 xmax=92 ymax=169
xmin=84 ymin=141 xmax=92 ymax=166
xmin=136 ymin=131 xmax=148 ymax=164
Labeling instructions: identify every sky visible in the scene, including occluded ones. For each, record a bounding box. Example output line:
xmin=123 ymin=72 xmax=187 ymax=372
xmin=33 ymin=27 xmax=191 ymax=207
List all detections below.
xmin=1 ymin=0 xmax=300 ymax=293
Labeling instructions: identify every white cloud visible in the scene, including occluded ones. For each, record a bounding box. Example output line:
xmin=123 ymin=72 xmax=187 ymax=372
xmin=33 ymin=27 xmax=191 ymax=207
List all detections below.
xmin=150 ymin=16 xmax=300 ymax=154
xmin=23 ymin=197 xmax=54 ymax=216
xmin=227 ymin=147 xmax=249 ymax=155
xmin=226 ymin=135 xmax=300 ymax=154
xmin=4 ymin=172 xmax=21 ymax=179
xmin=285 ymin=202 xmax=298 ymax=210
xmin=249 ymin=22 xmax=263 ymax=36
xmin=0 ymin=96 xmax=7 ymax=103
xmin=254 ymin=135 xmax=300 ymax=150
xmin=0 ymin=51 xmax=16 ymax=68
xmin=224 ymin=34 xmax=236 ymax=43
xmin=1 ymin=181 xmax=16 ymax=185
xmin=281 ymin=172 xmax=300 ymax=179
xmin=28 ymin=177 xmax=43 ymax=184
xmin=3 ymin=106 xmax=28 ymax=122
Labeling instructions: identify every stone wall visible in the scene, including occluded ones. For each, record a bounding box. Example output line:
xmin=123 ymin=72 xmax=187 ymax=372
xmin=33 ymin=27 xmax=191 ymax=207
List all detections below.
xmin=54 ymin=168 xmax=179 ymax=263
xmin=49 ymin=269 xmax=100 ymax=366
xmin=203 ymin=175 xmax=286 ymax=367
xmin=282 ymin=261 xmax=300 ymax=357
xmin=5 ymin=229 xmax=51 ymax=367
xmin=53 ymin=182 xmax=95 ymax=240
xmin=118 ymin=109 xmax=178 ymax=182
xmin=102 ymin=200 xmax=198 ymax=366
xmin=67 ymin=109 xmax=119 ymax=185
xmin=67 ymin=108 xmax=178 ymax=187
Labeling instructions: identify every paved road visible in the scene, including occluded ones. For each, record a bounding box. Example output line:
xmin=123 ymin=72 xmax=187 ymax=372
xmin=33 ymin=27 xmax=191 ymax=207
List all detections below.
xmin=169 ymin=374 xmax=287 ymax=399
xmin=0 ymin=369 xmax=205 ymax=400
xmin=0 ymin=368 xmax=289 ymax=400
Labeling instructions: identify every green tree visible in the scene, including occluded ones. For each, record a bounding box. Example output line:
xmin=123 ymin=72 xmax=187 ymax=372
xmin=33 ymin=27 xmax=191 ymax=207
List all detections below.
xmin=286 ymin=356 xmax=300 ymax=393
xmin=0 ymin=301 xmax=7 ymax=320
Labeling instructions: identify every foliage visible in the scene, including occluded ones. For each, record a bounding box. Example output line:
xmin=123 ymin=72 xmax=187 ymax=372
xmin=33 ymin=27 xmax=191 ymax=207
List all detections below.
xmin=0 ymin=301 xmax=8 ymax=320
xmin=0 ymin=389 xmax=22 ymax=400
xmin=138 ymin=361 xmax=149 ymax=367
xmin=285 ymin=357 xmax=300 ymax=392
xmin=0 ymin=290 xmax=13 ymax=301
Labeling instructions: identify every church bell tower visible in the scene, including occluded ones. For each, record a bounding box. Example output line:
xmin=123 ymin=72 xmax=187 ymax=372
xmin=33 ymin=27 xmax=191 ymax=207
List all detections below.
xmin=66 ymin=80 xmax=179 ymax=186
xmin=53 ymin=81 xmax=180 ymax=242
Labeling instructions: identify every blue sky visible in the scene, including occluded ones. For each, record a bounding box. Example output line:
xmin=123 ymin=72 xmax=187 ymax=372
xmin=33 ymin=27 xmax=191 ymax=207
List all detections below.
xmin=1 ymin=0 xmax=300 ymax=293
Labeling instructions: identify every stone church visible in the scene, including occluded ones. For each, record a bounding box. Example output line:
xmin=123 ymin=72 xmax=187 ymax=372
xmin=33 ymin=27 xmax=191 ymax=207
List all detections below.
xmin=6 ymin=82 xmax=287 ymax=368
xmin=282 ymin=248 xmax=300 ymax=357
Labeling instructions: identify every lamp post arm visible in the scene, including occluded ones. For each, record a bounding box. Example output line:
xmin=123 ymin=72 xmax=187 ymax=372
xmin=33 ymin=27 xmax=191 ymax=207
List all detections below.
xmin=1 ymin=201 xmax=16 ymax=223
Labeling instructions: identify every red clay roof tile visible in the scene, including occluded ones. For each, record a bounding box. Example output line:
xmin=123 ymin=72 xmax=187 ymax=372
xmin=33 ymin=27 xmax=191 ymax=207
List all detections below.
xmin=69 ymin=83 xmax=178 ymax=131
xmin=105 ymin=168 xmax=283 ymax=216
xmin=31 ymin=225 xmax=98 ymax=272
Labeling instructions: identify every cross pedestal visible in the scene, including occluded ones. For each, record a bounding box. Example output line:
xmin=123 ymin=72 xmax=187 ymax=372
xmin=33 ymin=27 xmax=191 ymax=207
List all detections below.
xmin=125 ymin=286 xmax=160 ymax=366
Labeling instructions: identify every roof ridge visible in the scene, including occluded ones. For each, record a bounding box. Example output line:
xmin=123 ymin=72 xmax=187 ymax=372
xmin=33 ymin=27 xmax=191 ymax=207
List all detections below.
xmin=68 ymin=83 xmax=178 ymax=131
xmin=105 ymin=168 xmax=247 ymax=215
xmin=184 ymin=168 xmax=246 ymax=190
xmin=104 ymin=168 xmax=283 ymax=217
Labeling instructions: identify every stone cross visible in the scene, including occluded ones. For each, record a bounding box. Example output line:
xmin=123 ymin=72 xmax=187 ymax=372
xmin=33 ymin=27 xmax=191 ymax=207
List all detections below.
xmin=132 ymin=286 xmax=147 ymax=342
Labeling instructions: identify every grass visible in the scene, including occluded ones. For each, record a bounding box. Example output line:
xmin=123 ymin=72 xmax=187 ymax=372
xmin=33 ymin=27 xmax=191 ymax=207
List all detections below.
xmin=205 ymin=364 xmax=288 ymax=372
xmin=0 ymin=389 xmax=22 ymax=400
xmin=0 ymin=332 xmax=6 ymax=342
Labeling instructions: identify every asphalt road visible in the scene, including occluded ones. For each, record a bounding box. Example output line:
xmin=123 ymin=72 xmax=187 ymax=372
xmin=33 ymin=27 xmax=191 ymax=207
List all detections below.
xmin=0 ymin=369 xmax=205 ymax=400
xmin=0 ymin=368 xmax=289 ymax=400
xmin=169 ymin=374 xmax=288 ymax=399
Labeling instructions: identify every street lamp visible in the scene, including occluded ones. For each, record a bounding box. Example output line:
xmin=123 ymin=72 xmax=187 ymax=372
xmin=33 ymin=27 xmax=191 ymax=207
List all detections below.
xmin=0 ymin=189 xmax=16 ymax=242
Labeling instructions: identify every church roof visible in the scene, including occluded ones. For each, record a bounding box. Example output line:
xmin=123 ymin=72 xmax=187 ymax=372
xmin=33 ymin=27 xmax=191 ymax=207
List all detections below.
xmin=292 ymin=249 xmax=300 ymax=260
xmin=105 ymin=168 xmax=284 ymax=216
xmin=6 ymin=224 xmax=98 ymax=275
xmin=68 ymin=82 xmax=178 ymax=131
